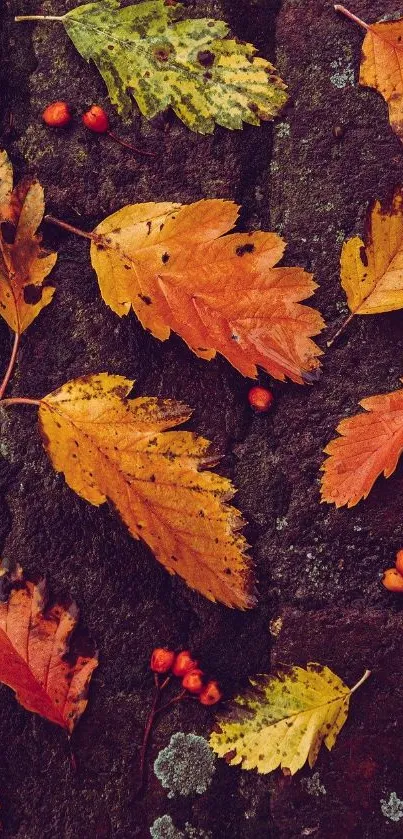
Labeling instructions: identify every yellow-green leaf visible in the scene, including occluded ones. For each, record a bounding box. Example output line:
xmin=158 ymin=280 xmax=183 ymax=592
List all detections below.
xmin=17 ymin=0 xmax=288 ymax=133
xmin=210 ymin=664 xmax=370 ymax=775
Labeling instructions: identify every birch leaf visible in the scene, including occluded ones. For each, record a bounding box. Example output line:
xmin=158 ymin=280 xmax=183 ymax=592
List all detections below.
xmin=210 ymin=664 xmax=370 ymax=775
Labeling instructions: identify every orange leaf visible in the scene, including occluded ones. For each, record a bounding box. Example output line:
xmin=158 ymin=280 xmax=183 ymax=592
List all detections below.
xmin=0 ymin=565 xmax=97 ymax=732
xmin=335 ymin=5 xmax=403 ymax=142
xmin=321 ymin=385 xmax=403 ymax=507
xmin=38 ymin=373 xmax=255 ymax=608
xmin=90 ymin=200 xmax=324 ymax=384
xmin=0 ymin=150 xmax=56 ymax=335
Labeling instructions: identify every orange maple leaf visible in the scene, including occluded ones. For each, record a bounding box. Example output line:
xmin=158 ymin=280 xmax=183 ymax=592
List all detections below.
xmin=0 ymin=565 xmax=97 ymax=732
xmin=335 ymin=5 xmax=403 ymax=142
xmin=321 ymin=384 xmax=403 ymax=507
xmin=0 ymin=150 xmax=56 ymax=335
xmin=86 ymin=200 xmax=324 ymax=384
xmin=38 ymin=373 xmax=255 ymax=608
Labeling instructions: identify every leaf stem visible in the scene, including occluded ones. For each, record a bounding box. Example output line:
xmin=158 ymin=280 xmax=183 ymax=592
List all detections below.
xmin=107 ymin=131 xmax=157 ymax=157
xmin=334 ymin=5 xmax=369 ymax=31
xmin=44 ymin=214 xmax=94 ymax=241
xmin=0 ymin=332 xmax=20 ymax=400
xmin=350 ymin=668 xmax=371 ymax=695
xmin=15 ymin=14 xmax=64 ymax=21
xmin=0 ymin=397 xmax=41 ymax=407
xmin=326 ymin=311 xmax=355 ymax=347
xmin=137 ymin=673 xmax=162 ymax=795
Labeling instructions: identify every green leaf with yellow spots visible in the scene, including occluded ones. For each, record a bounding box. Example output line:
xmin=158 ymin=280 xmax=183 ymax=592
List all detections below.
xmin=15 ymin=0 xmax=288 ymax=133
xmin=210 ymin=664 xmax=370 ymax=775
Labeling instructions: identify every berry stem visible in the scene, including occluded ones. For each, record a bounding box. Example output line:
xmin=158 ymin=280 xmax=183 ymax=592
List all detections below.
xmin=44 ymin=214 xmax=94 ymax=241
xmin=333 ymin=5 xmax=369 ymax=31
xmin=107 ymin=131 xmax=157 ymax=157
xmin=350 ymin=668 xmax=371 ymax=694
xmin=15 ymin=14 xmax=64 ymax=21
xmin=137 ymin=674 xmax=165 ymax=795
xmin=0 ymin=331 xmax=20 ymax=401
xmin=326 ymin=311 xmax=355 ymax=347
xmin=154 ymin=689 xmax=187 ymax=715
xmin=0 ymin=397 xmax=41 ymax=407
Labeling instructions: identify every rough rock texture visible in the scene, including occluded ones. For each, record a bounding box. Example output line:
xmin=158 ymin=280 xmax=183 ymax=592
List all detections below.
xmin=1 ymin=0 xmax=403 ymax=837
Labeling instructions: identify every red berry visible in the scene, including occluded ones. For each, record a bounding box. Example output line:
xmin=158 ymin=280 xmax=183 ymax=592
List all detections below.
xmin=82 ymin=105 xmax=109 ymax=134
xmin=199 ymin=680 xmax=222 ymax=706
xmin=42 ymin=101 xmax=71 ymax=128
xmin=395 ymin=549 xmax=403 ymax=577
xmin=172 ymin=650 xmax=198 ymax=677
xmin=182 ymin=669 xmax=204 ymax=694
xmin=248 ymin=386 xmax=274 ymax=413
xmin=150 ymin=647 xmax=175 ymax=673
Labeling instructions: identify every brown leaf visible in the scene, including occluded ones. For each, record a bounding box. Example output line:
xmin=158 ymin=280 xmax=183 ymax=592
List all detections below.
xmin=0 ymin=565 xmax=97 ymax=732
xmin=0 ymin=150 xmax=56 ymax=334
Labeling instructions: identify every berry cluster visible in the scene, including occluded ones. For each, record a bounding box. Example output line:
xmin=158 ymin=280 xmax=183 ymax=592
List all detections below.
xmin=42 ymin=101 xmax=156 ymax=157
xmin=383 ymin=549 xmax=403 ymax=592
xmin=150 ymin=647 xmax=222 ymax=706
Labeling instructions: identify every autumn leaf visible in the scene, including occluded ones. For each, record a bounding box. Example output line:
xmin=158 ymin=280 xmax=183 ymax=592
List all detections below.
xmin=321 ymin=384 xmax=403 ymax=508
xmin=0 ymin=150 xmax=56 ymax=335
xmin=335 ymin=5 xmax=403 ymax=143
xmin=0 ymin=564 xmax=97 ymax=733
xmin=53 ymin=199 xmax=324 ymax=384
xmin=15 ymin=0 xmax=288 ymax=134
xmin=210 ymin=664 xmax=370 ymax=775
xmin=38 ymin=373 xmax=254 ymax=609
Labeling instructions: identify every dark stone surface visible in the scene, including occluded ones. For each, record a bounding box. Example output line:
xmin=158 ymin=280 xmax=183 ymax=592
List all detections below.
xmin=2 ymin=0 xmax=403 ymax=836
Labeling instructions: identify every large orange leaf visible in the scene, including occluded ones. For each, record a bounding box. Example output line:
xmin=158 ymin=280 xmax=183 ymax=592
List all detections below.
xmin=38 ymin=373 xmax=255 ymax=608
xmin=89 ymin=200 xmax=324 ymax=384
xmin=321 ymin=385 xmax=403 ymax=507
xmin=335 ymin=5 xmax=403 ymax=142
xmin=0 ymin=565 xmax=97 ymax=732
xmin=0 ymin=150 xmax=56 ymax=334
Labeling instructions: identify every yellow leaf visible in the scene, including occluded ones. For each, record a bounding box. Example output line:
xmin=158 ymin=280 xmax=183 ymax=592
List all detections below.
xmin=38 ymin=373 xmax=254 ymax=609
xmin=90 ymin=199 xmax=324 ymax=383
xmin=321 ymin=384 xmax=403 ymax=507
xmin=210 ymin=664 xmax=370 ymax=775
xmin=0 ymin=150 xmax=57 ymax=334
xmin=341 ymin=189 xmax=403 ymax=316
xmin=335 ymin=6 xmax=403 ymax=142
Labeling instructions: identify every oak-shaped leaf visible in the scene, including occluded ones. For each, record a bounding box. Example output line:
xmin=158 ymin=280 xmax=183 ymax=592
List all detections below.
xmin=0 ymin=150 xmax=56 ymax=335
xmin=0 ymin=565 xmax=97 ymax=732
xmin=321 ymin=384 xmax=403 ymax=507
xmin=90 ymin=199 xmax=324 ymax=383
xmin=335 ymin=5 xmax=403 ymax=143
xmin=38 ymin=373 xmax=255 ymax=608
xmin=210 ymin=663 xmax=369 ymax=775
xmin=340 ymin=189 xmax=403 ymax=321
xmin=17 ymin=0 xmax=288 ymax=133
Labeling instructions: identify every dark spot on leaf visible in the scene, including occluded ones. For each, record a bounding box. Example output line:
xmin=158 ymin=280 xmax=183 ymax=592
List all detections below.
xmin=154 ymin=47 xmax=170 ymax=62
xmin=23 ymin=284 xmax=43 ymax=305
xmin=236 ymin=243 xmax=255 ymax=257
xmin=359 ymin=245 xmax=368 ymax=266
xmin=139 ymin=294 xmax=152 ymax=305
xmin=197 ymin=50 xmax=215 ymax=68
xmin=161 ymin=252 xmax=170 ymax=263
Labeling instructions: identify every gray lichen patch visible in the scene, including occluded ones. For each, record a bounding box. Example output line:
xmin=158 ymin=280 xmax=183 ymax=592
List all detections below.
xmin=154 ymin=732 xmax=215 ymax=798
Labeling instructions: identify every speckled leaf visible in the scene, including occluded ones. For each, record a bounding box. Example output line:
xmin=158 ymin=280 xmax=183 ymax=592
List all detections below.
xmin=210 ymin=664 xmax=365 ymax=775
xmin=0 ymin=150 xmax=56 ymax=334
xmin=38 ymin=373 xmax=255 ymax=608
xmin=90 ymin=199 xmax=324 ymax=383
xmin=0 ymin=565 xmax=97 ymax=733
xmin=26 ymin=0 xmax=288 ymax=133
